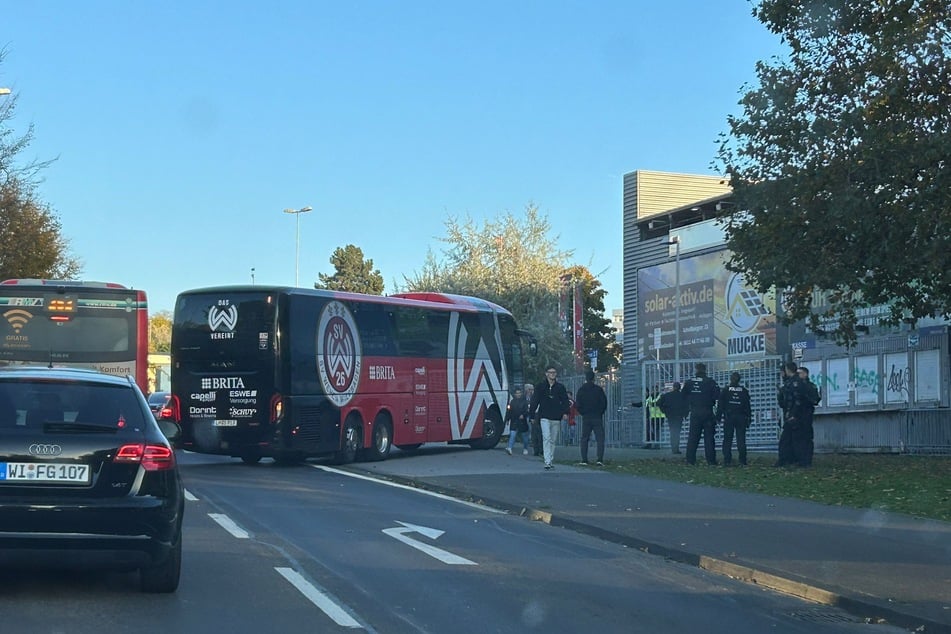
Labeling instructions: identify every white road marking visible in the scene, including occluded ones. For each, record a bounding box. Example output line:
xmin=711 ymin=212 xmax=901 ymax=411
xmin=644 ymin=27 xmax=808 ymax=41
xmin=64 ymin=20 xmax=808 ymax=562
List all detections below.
xmin=311 ymin=464 xmax=505 ymax=513
xmin=275 ymin=567 xmax=362 ymax=629
xmin=184 ymin=489 xmax=198 ymax=501
xmin=382 ymin=521 xmax=477 ymax=566
xmin=208 ymin=513 xmax=250 ymax=539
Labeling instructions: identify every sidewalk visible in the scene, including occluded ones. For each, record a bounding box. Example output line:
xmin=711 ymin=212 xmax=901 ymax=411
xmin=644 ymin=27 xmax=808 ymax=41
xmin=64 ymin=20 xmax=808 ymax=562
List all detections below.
xmin=350 ymin=444 xmax=951 ymax=633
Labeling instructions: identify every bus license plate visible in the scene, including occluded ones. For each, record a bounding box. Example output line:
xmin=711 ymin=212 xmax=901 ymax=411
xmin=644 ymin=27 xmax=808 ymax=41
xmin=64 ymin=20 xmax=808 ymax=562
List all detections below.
xmin=0 ymin=462 xmax=90 ymax=484
xmin=213 ymin=419 xmax=238 ymax=427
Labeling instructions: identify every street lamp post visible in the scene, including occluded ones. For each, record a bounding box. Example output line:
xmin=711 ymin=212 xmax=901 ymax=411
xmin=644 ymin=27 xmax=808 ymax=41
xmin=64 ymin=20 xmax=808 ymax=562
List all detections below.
xmin=667 ymin=236 xmax=682 ymax=382
xmin=283 ymin=206 xmax=312 ymax=286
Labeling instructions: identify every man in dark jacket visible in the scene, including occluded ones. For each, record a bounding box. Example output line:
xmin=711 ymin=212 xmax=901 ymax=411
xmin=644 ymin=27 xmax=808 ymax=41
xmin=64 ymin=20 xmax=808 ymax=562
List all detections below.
xmin=717 ymin=372 xmax=752 ymax=466
xmin=776 ymin=361 xmax=809 ymax=467
xmin=504 ymin=387 xmax=530 ymax=455
xmin=683 ymin=363 xmax=720 ymax=465
xmin=575 ymin=369 xmax=608 ymax=466
xmin=529 ymin=366 xmax=570 ymax=470
xmin=796 ymin=366 xmax=821 ymax=466
xmin=657 ymin=382 xmax=689 ymax=454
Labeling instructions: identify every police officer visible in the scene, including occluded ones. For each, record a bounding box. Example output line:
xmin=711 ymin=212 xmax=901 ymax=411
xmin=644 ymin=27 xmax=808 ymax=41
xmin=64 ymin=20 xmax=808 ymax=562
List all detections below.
xmin=776 ymin=361 xmax=809 ymax=467
xmin=717 ymin=372 xmax=751 ymax=466
xmin=683 ymin=362 xmax=720 ymax=465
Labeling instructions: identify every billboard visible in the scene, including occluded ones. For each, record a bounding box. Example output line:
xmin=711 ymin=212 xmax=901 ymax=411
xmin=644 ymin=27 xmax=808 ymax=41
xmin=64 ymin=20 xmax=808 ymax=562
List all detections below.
xmin=637 ymin=250 xmax=777 ymax=360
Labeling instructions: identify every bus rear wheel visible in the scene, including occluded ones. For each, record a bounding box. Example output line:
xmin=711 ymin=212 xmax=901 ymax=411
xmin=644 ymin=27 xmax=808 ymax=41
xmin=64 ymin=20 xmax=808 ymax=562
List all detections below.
xmin=362 ymin=417 xmax=392 ymax=462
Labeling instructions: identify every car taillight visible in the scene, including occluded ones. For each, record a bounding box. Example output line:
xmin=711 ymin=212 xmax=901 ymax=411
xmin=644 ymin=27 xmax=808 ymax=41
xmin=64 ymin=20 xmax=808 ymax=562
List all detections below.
xmin=169 ymin=395 xmax=181 ymax=422
xmin=159 ymin=406 xmax=173 ymax=420
xmin=115 ymin=444 xmax=177 ymax=471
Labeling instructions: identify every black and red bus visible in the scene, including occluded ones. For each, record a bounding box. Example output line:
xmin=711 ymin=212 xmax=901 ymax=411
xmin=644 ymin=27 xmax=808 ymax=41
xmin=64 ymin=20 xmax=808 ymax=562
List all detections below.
xmin=170 ymin=285 xmax=535 ymax=464
xmin=0 ymin=279 xmax=150 ymax=393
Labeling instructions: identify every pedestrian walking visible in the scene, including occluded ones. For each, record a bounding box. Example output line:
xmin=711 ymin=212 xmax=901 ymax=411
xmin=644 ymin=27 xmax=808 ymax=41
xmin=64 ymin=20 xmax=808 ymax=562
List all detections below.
xmin=657 ymin=382 xmax=689 ymax=454
xmin=776 ymin=361 xmax=809 ymax=467
xmin=524 ymin=382 xmax=541 ymax=456
xmin=504 ymin=387 xmax=531 ymax=455
xmin=717 ymin=372 xmax=751 ymax=466
xmin=528 ymin=366 xmax=570 ymax=470
xmin=574 ymin=369 xmax=607 ymax=466
xmin=683 ymin=363 xmax=720 ymax=465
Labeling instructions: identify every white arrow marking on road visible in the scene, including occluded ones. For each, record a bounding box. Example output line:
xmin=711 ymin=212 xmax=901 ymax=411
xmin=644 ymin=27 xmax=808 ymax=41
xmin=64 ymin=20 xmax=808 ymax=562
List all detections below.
xmin=382 ymin=521 xmax=477 ymax=566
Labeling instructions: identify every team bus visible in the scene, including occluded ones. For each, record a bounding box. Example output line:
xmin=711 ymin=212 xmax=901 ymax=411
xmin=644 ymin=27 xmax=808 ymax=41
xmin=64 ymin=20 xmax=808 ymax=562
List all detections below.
xmin=0 ymin=279 xmax=150 ymax=392
xmin=170 ymin=285 xmax=535 ymax=464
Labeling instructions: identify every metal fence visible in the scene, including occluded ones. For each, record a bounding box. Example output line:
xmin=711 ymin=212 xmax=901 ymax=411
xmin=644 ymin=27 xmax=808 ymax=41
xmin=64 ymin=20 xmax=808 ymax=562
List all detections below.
xmin=639 ymin=357 xmax=785 ymax=450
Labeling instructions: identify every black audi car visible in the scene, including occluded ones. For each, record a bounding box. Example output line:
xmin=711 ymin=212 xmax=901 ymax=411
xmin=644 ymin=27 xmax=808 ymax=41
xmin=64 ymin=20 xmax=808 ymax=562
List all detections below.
xmin=0 ymin=366 xmax=184 ymax=592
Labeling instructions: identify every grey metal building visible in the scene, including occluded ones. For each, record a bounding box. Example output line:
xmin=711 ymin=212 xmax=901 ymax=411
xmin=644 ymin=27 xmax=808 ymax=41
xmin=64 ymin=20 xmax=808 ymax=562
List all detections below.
xmin=621 ymin=169 xmax=951 ymax=453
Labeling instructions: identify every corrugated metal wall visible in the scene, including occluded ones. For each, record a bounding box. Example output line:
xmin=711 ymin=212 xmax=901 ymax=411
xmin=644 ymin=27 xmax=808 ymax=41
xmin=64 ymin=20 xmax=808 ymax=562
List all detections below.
xmin=629 ymin=170 xmax=731 ymax=219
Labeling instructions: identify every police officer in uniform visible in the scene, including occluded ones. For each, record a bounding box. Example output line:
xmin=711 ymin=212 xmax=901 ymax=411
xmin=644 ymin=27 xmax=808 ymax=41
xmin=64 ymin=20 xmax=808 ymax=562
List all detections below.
xmin=683 ymin=362 xmax=720 ymax=465
xmin=717 ymin=372 xmax=751 ymax=466
xmin=776 ymin=361 xmax=809 ymax=467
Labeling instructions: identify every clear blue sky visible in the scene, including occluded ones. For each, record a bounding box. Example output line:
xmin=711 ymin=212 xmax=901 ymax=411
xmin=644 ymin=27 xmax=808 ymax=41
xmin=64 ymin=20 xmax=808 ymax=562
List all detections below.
xmin=3 ymin=1 xmax=783 ymax=315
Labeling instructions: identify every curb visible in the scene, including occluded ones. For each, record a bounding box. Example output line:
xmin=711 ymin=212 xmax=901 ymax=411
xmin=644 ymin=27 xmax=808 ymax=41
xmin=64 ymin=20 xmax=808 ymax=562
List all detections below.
xmin=347 ymin=466 xmax=950 ymax=634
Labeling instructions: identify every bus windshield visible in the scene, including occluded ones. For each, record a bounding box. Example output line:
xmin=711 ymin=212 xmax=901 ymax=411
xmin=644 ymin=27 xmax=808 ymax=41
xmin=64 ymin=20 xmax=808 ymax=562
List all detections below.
xmin=0 ymin=280 xmax=148 ymax=391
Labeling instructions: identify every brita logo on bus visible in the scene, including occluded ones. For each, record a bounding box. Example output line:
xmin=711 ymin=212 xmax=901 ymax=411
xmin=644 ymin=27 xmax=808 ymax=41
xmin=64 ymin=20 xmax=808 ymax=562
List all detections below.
xmin=201 ymin=377 xmax=246 ymax=389
xmin=316 ymin=301 xmax=362 ymax=407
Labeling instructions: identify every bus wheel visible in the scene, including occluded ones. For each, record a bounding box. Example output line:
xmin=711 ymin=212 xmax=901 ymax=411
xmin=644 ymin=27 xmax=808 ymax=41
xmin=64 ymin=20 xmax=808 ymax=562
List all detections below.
xmin=363 ymin=417 xmax=392 ymax=462
xmin=240 ymin=450 xmax=262 ymax=465
xmin=333 ymin=419 xmax=361 ymax=464
xmin=470 ymin=409 xmax=503 ymax=450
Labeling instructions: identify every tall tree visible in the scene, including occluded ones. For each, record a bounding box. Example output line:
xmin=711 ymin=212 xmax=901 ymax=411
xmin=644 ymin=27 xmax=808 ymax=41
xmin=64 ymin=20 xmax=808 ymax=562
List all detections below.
xmin=561 ymin=265 xmax=621 ymax=372
xmin=0 ymin=175 xmax=80 ymax=280
xmin=0 ymin=59 xmax=78 ymax=280
xmin=716 ymin=0 xmax=951 ymax=345
xmin=316 ymin=244 xmax=384 ymax=295
xmin=401 ymin=203 xmax=577 ymax=378
xmin=149 ymin=310 xmax=172 ymax=353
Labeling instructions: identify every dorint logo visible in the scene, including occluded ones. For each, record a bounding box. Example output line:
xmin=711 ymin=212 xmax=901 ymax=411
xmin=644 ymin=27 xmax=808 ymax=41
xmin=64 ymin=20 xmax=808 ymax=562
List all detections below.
xmin=208 ymin=304 xmax=238 ymax=332
xmin=316 ymin=301 xmax=361 ymax=407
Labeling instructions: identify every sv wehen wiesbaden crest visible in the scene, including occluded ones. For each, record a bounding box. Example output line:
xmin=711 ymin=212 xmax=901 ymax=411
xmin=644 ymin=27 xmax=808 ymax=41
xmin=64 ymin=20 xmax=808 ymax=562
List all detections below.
xmin=208 ymin=304 xmax=238 ymax=332
xmin=316 ymin=301 xmax=362 ymax=407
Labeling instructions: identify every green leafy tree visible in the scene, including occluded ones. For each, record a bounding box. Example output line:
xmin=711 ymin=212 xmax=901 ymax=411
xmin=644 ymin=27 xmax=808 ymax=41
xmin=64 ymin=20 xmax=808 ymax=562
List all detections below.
xmin=0 ymin=59 xmax=78 ymax=280
xmin=0 ymin=179 xmax=81 ymax=280
xmin=401 ymin=203 xmax=577 ymax=378
xmin=149 ymin=310 xmax=172 ymax=353
xmin=316 ymin=244 xmax=384 ymax=295
xmin=561 ymin=265 xmax=621 ymax=372
xmin=715 ymin=1 xmax=951 ymax=345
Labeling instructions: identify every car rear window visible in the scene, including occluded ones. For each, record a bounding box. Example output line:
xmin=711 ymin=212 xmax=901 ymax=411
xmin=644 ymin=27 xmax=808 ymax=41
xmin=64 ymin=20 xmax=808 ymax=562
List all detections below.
xmin=0 ymin=380 xmax=147 ymax=430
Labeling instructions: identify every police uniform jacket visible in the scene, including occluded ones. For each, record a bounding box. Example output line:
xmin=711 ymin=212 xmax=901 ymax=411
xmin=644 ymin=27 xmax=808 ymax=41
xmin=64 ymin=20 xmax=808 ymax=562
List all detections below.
xmin=718 ymin=384 xmax=751 ymax=424
xmin=683 ymin=375 xmax=719 ymax=417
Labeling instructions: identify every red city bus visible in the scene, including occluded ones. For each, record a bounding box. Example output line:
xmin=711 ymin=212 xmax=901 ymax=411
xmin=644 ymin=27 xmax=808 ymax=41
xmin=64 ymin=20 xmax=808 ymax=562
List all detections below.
xmin=170 ymin=286 xmax=535 ymax=464
xmin=0 ymin=279 xmax=150 ymax=392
